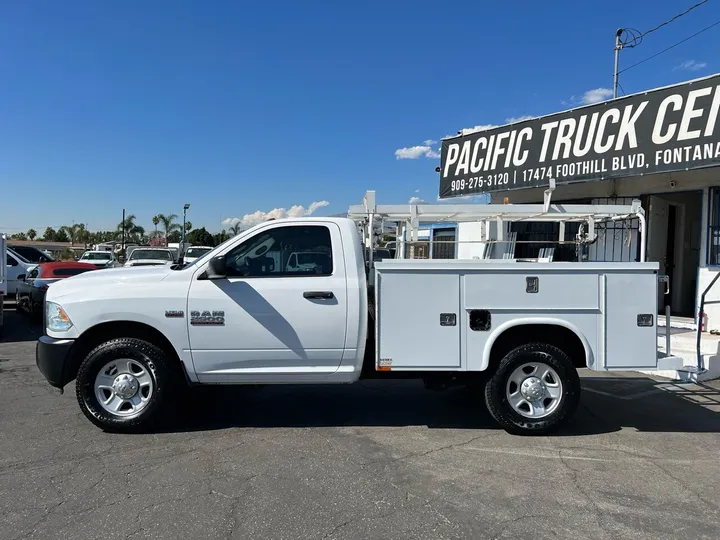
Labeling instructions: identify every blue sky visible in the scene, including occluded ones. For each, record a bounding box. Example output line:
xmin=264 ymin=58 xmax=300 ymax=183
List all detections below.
xmin=1 ymin=0 xmax=719 ymax=234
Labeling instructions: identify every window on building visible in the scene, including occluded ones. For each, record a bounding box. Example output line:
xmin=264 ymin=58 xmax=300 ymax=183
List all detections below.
xmin=432 ymin=228 xmax=457 ymax=259
xmin=708 ymin=188 xmax=720 ymax=266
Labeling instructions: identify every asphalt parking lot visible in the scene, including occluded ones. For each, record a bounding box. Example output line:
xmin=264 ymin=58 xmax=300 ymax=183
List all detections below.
xmin=1 ymin=306 xmax=719 ymax=540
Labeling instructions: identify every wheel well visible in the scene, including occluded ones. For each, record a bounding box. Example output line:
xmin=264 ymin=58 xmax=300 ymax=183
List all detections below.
xmin=64 ymin=321 xmax=186 ymax=386
xmin=489 ymin=324 xmax=587 ymax=369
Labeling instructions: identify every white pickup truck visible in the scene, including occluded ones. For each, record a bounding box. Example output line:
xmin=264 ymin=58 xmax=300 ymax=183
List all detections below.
xmin=35 ymin=196 xmax=684 ymax=434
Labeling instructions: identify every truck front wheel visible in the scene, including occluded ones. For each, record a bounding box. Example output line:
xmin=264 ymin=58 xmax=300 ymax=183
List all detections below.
xmin=484 ymin=343 xmax=581 ymax=435
xmin=75 ymin=338 xmax=177 ymax=432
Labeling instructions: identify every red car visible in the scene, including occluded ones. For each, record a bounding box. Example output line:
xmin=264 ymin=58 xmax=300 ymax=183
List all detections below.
xmin=17 ymin=262 xmax=98 ymax=319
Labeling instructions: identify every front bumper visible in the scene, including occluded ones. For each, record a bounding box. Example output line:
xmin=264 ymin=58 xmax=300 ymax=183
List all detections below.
xmin=36 ymin=336 xmax=75 ymax=388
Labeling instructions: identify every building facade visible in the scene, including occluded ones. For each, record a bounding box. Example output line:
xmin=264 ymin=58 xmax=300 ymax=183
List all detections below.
xmin=489 ymin=168 xmax=718 ymax=329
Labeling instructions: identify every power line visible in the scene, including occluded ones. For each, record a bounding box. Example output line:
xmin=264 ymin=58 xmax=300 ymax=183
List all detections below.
xmin=619 ymin=19 xmax=720 ymax=74
xmin=618 ymin=1 xmax=711 ymax=49
xmin=641 ymin=0 xmax=710 ymax=38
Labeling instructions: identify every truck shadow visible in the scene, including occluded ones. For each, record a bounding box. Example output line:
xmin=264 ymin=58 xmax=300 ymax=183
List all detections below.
xmin=164 ymin=376 xmax=720 ymax=436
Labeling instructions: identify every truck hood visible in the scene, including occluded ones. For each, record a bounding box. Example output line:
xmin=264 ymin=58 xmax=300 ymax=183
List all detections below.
xmin=47 ymin=266 xmax=173 ymax=299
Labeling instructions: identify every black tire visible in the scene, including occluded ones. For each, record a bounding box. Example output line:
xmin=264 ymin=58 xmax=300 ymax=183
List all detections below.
xmin=484 ymin=343 xmax=580 ymax=435
xmin=75 ymin=337 xmax=178 ymax=432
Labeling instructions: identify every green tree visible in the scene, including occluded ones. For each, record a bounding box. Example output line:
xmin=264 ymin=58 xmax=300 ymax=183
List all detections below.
xmin=54 ymin=228 xmax=69 ymax=242
xmin=186 ymin=227 xmax=214 ymax=247
xmin=185 ymin=220 xmax=192 ymax=232
xmin=60 ymin=223 xmax=88 ymax=245
xmin=27 ymin=229 xmax=37 ymax=240
xmin=229 ymin=222 xmax=242 ymax=236
xmin=213 ymin=230 xmax=229 ymax=245
xmin=167 ymin=230 xmax=181 ymax=243
xmin=116 ymin=215 xmax=145 ymax=244
xmin=156 ymin=213 xmax=181 ymax=241
xmin=152 ymin=215 xmax=160 ymax=239
xmin=43 ymin=227 xmax=57 ymax=241
xmin=10 ymin=232 xmax=27 ymax=240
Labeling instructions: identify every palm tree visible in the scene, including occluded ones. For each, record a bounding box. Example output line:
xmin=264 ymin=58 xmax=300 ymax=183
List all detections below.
xmin=116 ymin=215 xmax=145 ymax=244
xmin=229 ymin=223 xmax=242 ymax=236
xmin=61 ymin=223 xmax=84 ymax=245
xmin=185 ymin=221 xmax=192 ymax=232
xmin=156 ymin=213 xmax=181 ymax=242
xmin=27 ymin=229 xmax=37 ymax=240
xmin=152 ymin=215 xmax=160 ymax=239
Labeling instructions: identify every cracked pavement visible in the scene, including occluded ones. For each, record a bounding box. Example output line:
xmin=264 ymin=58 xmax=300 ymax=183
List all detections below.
xmin=1 ymin=308 xmax=720 ymax=539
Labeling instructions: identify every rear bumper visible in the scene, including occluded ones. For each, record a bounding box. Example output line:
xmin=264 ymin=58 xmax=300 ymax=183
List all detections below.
xmin=36 ymin=335 xmax=74 ymax=388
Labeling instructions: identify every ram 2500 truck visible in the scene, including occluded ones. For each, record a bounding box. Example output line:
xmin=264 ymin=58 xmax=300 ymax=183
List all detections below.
xmin=35 ymin=200 xmax=684 ymax=435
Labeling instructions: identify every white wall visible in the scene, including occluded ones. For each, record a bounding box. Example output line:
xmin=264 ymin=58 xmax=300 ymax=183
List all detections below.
xmin=457 ymin=222 xmax=486 ymax=259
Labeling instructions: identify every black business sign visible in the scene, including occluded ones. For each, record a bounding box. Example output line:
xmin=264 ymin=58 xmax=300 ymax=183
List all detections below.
xmin=439 ymin=74 xmax=720 ymax=199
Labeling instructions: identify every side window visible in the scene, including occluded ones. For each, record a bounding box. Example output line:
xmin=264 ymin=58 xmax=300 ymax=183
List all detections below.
xmin=6 ymin=255 xmax=17 ymax=267
xmin=225 ymin=225 xmax=333 ymax=278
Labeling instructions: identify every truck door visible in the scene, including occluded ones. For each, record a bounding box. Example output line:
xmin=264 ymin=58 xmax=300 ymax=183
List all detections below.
xmin=187 ymin=222 xmax=348 ymax=380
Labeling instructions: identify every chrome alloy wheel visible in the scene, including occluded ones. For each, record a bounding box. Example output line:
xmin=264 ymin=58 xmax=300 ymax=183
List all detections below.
xmin=94 ymin=359 xmax=154 ymax=417
xmin=505 ymin=362 xmax=563 ymax=419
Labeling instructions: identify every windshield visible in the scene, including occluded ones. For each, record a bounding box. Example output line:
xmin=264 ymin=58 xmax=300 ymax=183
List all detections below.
xmin=130 ymin=250 xmax=172 ymax=260
xmin=8 ymin=249 xmax=31 ymax=263
xmin=81 ymin=252 xmax=112 ymax=260
xmin=186 ymin=247 xmax=211 ymax=257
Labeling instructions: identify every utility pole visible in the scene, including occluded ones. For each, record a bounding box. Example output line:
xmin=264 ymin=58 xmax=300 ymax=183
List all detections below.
xmin=121 ymin=208 xmax=126 ymax=258
xmin=613 ymin=28 xmax=623 ymax=99
xmin=181 ymin=203 xmax=190 ymax=262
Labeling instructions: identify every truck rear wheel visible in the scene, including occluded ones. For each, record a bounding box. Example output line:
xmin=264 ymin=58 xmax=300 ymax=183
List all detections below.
xmin=484 ymin=343 xmax=580 ymax=435
xmin=75 ymin=338 xmax=177 ymax=432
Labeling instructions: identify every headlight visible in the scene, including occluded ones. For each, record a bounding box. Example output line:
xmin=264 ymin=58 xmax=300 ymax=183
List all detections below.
xmin=46 ymin=302 xmax=73 ymax=333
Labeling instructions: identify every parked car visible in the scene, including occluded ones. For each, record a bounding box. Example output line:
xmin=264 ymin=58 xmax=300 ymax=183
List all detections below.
xmin=17 ymin=262 xmax=97 ymax=318
xmin=78 ymin=250 xmax=120 ymax=269
xmin=183 ymin=246 xmax=213 ymax=264
xmin=8 ymin=245 xmax=55 ymax=264
xmin=124 ymin=248 xmax=175 ymax=267
xmin=4 ymin=248 xmax=37 ymax=295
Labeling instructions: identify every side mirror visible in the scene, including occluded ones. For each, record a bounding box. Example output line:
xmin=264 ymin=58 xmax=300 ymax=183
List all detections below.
xmin=205 ymin=255 xmax=227 ymax=279
xmin=18 ymin=274 xmax=26 ymax=282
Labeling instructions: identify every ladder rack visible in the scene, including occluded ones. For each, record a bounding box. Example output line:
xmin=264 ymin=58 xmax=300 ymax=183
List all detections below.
xmin=347 ymin=190 xmax=647 ymax=263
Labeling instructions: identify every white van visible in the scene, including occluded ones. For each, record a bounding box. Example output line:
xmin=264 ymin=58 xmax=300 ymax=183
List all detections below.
xmin=4 ymin=247 xmax=36 ymax=295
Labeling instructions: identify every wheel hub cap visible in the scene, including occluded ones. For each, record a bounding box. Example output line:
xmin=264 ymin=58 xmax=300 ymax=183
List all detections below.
xmin=520 ymin=376 xmax=545 ymax=400
xmin=112 ymin=374 xmax=139 ymax=399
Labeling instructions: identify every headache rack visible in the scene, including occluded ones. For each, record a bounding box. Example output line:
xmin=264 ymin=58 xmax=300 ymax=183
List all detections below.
xmin=348 ymin=190 xmax=647 ymax=264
